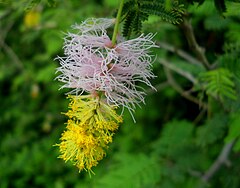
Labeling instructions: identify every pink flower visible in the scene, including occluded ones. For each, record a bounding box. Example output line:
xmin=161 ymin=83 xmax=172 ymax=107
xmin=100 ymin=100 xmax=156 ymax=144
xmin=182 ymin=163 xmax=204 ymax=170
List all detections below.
xmin=56 ymin=18 xmax=157 ymax=114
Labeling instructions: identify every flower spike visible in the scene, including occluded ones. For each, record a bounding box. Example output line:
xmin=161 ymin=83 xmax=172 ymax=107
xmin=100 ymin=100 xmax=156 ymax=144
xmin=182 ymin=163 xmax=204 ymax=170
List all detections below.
xmin=56 ymin=95 xmax=122 ymax=173
xmin=56 ymin=18 xmax=157 ymax=113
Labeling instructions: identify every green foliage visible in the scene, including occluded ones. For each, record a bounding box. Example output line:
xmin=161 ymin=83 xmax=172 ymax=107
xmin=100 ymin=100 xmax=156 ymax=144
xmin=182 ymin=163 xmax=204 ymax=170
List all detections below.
xmin=140 ymin=0 xmax=184 ymax=24
xmin=121 ymin=0 xmax=184 ymax=37
xmin=151 ymin=120 xmax=201 ymax=173
xmin=225 ymin=113 xmax=240 ymax=151
xmin=151 ymin=120 xmax=204 ymax=186
xmin=94 ymin=153 xmax=161 ymax=188
xmin=199 ymin=68 xmax=237 ymax=101
xmin=204 ymin=14 xmax=230 ymax=30
xmin=196 ymin=113 xmax=228 ymax=147
xmin=0 ymin=0 xmax=57 ymax=11
xmin=25 ymin=0 xmax=56 ymax=10
xmin=24 ymin=0 xmax=41 ymax=11
xmin=1 ymin=0 xmax=240 ymax=187
xmin=183 ymin=0 xmax=227 ymax=14
xmin=219 ymin=43 xmax=240 ymax=81
xmin=224 ymin=1 xmax=240 ymax=16
xmin=152 ymin=120 xmax=194 ymax=156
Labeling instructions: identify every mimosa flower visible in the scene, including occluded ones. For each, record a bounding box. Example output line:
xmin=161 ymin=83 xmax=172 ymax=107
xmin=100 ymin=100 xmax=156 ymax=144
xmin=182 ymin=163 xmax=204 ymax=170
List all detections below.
xmin=56 ymin=95 xmax=122 ymax=173
xmin=56 ymin=18 xmax=157 ymax=113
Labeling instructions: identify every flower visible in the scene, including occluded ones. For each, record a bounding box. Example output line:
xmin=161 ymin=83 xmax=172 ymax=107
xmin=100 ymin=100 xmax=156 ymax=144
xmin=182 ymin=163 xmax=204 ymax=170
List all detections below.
xmin=56 ymin=18 xmax=157 ymax=114
xmin=24 ymin=10 xmax=40 ymax=28
xmin=56 ymin=95 xmax=122 ymax=172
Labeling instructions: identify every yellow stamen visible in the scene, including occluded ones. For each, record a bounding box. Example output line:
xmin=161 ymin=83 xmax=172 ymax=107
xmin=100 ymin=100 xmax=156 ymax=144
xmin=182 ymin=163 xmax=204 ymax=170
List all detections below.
xmin=56 ymin=95 xmax=122 ymax=173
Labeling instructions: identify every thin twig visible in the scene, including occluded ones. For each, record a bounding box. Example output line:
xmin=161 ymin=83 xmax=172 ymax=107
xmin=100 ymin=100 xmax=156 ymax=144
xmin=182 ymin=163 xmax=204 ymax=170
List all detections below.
xmin=157 ymin=41 xmax=204 ymax=67
xmin=164 ymin=67 xmax=207 ymax=109
xmin=0 ymin=9 xmax=14 ymax=42
xmin=193 ymin=108 xmax=207 ymax=124
xmin=0 ymin=36 xmax=24 ymax=70
xmin=0 ymin=17 xmax=24 ymax=70
xmin=201 ymin=140 xmax=236 ymax=182
xmin=158 ymin=58 xmax=197 ymax=84
xmin=180 ymin=17 xmax=211 ymax=70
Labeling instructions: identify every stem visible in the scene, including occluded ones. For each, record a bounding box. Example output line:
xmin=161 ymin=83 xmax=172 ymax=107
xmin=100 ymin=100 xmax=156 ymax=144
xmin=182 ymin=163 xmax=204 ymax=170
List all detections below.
xmin=164 ymin=67 xmax=208 ymax=109
xmin=180 ymin=17 xmax=211 ymax=70
xmin=0 ymin=35 xmax=24 ymax=71
xmin=201 ymin=140 xmax=236 ymax=182
xmin=112 ymin=0 xmax=124 ymax=45
xmin=156 ymin=41 xmax=204 ymax=67
xmin=158 ymin=58 xmax=197 ymax=84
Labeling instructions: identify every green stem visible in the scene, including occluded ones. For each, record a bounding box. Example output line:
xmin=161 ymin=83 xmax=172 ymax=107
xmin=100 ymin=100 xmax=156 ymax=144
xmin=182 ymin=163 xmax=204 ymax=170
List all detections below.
xmin=112 ymin=0 xmax=124 ymax=45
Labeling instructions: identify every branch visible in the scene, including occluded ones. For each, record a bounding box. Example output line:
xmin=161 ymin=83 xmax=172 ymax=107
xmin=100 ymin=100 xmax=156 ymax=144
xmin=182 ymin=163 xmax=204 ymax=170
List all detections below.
xmin=158 ymin=58 xmax=197 ymax=84
xmin=180 ymin=17 xmax=211 ymax=70
xmin=0 ymin=19 xmax=24 ymax=71
xmin=164 ymin=66 xmax=207 ymax=109
xmin=0 ymin=37 xmax=24 ymax=70
xmin=193 ymin=108 xmax=207 ymax=124
xmin=201 ymin=140 xmax=236 ymax=182
xmin=157 ymin=41 xmax=204 ymax=68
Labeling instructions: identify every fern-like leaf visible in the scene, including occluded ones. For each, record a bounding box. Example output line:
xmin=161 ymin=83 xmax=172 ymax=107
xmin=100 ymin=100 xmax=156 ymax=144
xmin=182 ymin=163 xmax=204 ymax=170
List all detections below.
xmin=121 ymin=0 xmax=184 ymax=37
xmin=95 ymin=153 xmax=161 ymax=188
xmin=199 ymin=68 xmax=237 ymax=101
xmin=132 ymin=13 xmax=141 ymax=34
xmin=152 ymin=120 xmax=203 ymax=171
xmin=219 ymin=43 xmax=240 ymax=82
xmin=140 ymin=0 xmax=184 ymax=24
xmin=225 ymin=113 xmax=240 ymax=152
xmin=196 ymin=113 xmax=227 ymax=147
xmin=123 ymin=10 xmax=137 ymax=38
xmin=121 ymin=0 xmax=135 ymax=17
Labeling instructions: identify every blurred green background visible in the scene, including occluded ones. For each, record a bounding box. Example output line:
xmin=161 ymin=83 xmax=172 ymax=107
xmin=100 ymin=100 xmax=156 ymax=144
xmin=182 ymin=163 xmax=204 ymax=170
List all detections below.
xmin=1 ymin=0 xmax=240 ymax=187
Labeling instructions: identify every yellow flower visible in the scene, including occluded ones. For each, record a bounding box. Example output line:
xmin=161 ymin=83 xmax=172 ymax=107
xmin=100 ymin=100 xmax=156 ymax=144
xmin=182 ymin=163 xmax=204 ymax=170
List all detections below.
xmin=56 ymin=95 xmax=122 ymax=173
xmin=24 ymin=10 xmax=40 ymax=28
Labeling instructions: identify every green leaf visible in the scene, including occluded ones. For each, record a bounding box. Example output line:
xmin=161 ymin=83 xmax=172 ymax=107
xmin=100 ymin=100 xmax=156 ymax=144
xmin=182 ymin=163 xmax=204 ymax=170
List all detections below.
xmin=151 ymin=120 xmax=203 ymax=180
xmin=140 ymin=1 xmax=184 ymax=24
xmin=199 ymin=68 xmax=237 ymax=101
xmin=42 ymin=30 xmax=62 ymax=56
xmin=204 ymin=15 xmax=230 ymax=30
xmin=35 ymin=63 xmax=57 ymax=83
xmin=121 ymin=0 xmax=184 ymax=37
xmin=196 ymin=114 xmax=228 ymax=147
xmin=219 ymin=43 xmax=240 ymax=82
xmin=94 ymin=153 xmax=161 ymax=188
xmin=123 ymin=10 xmax=136 ymax=37
xmin=225 ymin=113 xmax=240 ymax=151
xmin=224 ymin=2 xmax=240 ymax=17
xmin=152 ymin=120 xmax=193 ymax=157
xmin=24 ymin=0 xmax=41 ymax=11
xmin=24 ymin=0 xmax=56 ymax=10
